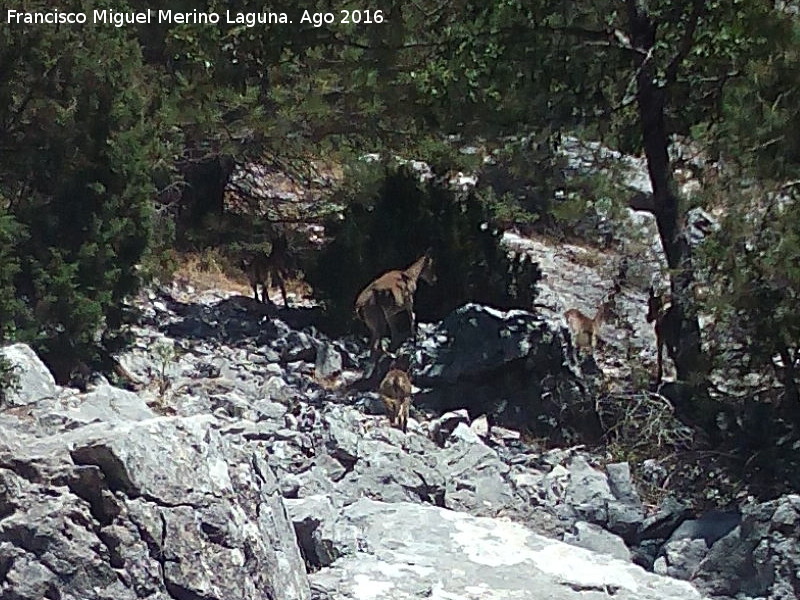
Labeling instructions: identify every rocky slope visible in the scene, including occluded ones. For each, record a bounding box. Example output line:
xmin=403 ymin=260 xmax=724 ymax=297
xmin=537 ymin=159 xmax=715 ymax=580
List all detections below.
xmin=1 ymin=283 xmax=798 ymax=600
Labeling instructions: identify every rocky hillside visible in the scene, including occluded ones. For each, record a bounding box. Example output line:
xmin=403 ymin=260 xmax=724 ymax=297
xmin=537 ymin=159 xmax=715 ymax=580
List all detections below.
xmin=1 ymin=273 xmax=799 ymax=600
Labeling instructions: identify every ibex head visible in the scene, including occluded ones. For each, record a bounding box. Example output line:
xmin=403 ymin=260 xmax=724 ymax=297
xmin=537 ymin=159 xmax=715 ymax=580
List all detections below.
xmin=595 ymin=301 xmax=613 ymax=325
xmin=420 ymin=248 xmax=437 ymax=285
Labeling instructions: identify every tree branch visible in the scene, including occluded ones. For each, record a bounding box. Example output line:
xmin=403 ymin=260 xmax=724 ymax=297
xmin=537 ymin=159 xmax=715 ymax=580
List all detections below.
xmin=664 ymin=0 xmax=705 ymax=85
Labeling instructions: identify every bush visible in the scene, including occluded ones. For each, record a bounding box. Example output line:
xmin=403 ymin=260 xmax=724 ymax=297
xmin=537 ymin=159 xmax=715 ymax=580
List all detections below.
xmin=308 ymin=164 xmax=541 ymax=335
xmin=0 ymin=209 xmax=25 ymax=342
xmin=0 ymin=353 xmax=20 ymax=406
xmin=0 ymin=21 xmax=168 ymax=381
xmin=477 ymin=136 xmax=566 ymax=231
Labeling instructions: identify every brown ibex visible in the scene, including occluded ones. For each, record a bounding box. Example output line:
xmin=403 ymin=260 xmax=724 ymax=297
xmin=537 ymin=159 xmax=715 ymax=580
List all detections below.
xmin=564 ymin=301 xmax=613 ymax=356
xmin=646 ymin=287 xmax=680 ymax=382
xmin=379 ymin=367 xmax=413 ymax=433
xmin=241 ymin=233 xmax=293 ymax=307
xmin=355 ymin=250 xmax=436 ymax=355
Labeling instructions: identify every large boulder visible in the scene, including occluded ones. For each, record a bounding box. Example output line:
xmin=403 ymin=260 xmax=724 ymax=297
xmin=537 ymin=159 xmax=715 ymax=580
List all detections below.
xmin=691 ymin=495 xmax=800 ymax=599
xmin=0 ymin=343 xmax=58 ymax=407
xmin=417 ymin=303 xmax=560 ymax=385
xmin=306 ymin=498 xmax=708 ymax=599
xmin=414 ymin=303 xmax=600 ymax=442
xmin=0 ymin=413 xmax=310 ymax=600
xmin=564 ymin=457 xmax=645 ymax=541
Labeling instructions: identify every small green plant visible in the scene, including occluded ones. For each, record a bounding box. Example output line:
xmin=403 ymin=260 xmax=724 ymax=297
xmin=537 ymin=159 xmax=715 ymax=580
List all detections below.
xmin=480 ymin=188 xmax=540 ymax=230
xmin=550 ymin=172 xmax=626 ymax=243
xmin=415 ymin=137 xmax=484 ymax=174
xmin=0 ymin=353 xmax=20 ymax=406
xmin=152 ymin=341 xmax=177 ymax=402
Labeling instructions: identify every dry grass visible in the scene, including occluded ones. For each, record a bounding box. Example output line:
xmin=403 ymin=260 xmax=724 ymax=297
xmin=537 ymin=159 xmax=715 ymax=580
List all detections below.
xmin=173 ymin=250 xmax=249 ymax=295
xmin=173 ymin=249 xmax=312 ymax=302
xmin=598 ymin=391 xmax=695 ymax=459
xmin=567 ymin=246 xmax=607 ymax=269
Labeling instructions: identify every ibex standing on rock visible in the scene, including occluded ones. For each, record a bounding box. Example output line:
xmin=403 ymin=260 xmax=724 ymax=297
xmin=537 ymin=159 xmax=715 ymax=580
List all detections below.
xmin=647 ymin=287 xmax=680 ymax=383
xmin=241 ymin=233 xmax=293 ymax=307
xmin=355 ymin=249 xmax=436 ymax=355
xmin=564 ymin=301 xmax=612 ymax=356
xmin=379 ymin=367 xmax=413 ymax=433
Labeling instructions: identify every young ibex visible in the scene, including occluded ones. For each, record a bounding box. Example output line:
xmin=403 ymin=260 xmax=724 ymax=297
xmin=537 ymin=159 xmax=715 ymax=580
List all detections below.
xmin=241 ymin=234 xmax=293 ymax=307
xmin=379 ymin=367 xmax=413 ymax=433
xmin=564 ymin=301 xmax=612 ymax=355
xmin=646 ymin=287 xmax=680 ymax=382
xmin=355 ymin=250 xmax=436 ymax=355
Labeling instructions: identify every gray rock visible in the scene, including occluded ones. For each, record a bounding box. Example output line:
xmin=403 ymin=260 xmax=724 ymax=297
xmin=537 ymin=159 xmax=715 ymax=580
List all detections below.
xmin=320 ymin=407 xmax=362 ymax=467
xmin=337 ymin=438 xmax=446 ymax=505
xmin=564 ymin=455 xmax=615 ymax=525
xmin=606 ymin=462 xmax=641 ymax=506
xmin=606 ymin=462 xmax=645 ymax=542
xmin=565 ymin=521 xmax=632 ymax=562
xmin=263 ymin=375 xmax=297 ymax=403
xmin=490 ymin=425 xmax=522 ymax=443
xmin=448 ymin=421 xmax=483 ymax=445
xmin=0 ymin=343 xmax=58 ymax=406
xmin=267 ymin=437 xmax=315 ymax=479
xmin=251 ymin=398 xmax=288 ymax=423
xmin=58 ymin=384 xmax=156 ymax=425
xmin=428 ymin=409 xmax=470 ymax=446
xmin=293 ymin=465 xmax=337 ymax=498
xmin=285 ymin=495 xmax=341 ymax=567
xmin=280 ymin=331 xmax=317 ymax=363
xmin=309 ymin=498 xmax=708 ymax=599
xmin=314 ymin=343 xmax=342 ymax=380
xmin=654 ymin=538 xmax=709 ymax=580
xmin=687 ymin=207 xmax=720 ymax=245
xmin=3 ymin=298 xmax=770 ymax=600
xmin=668 ymin=510 xmax=740 ymax=546
xmin=441 ymin=437 xmax=516 ymax=516
xmin=0 ymin=413 xmax=310 ymax=600
xmin=691 ymin=495 xmax=800 ymax=599
xmin=638 ymin=496 xmax=692 ymax=542
xmin=313 ymin=452 xmax=347 ymax=482
xmin=470 ymin=414 xmax=490 ymax=438
xmin=418 ymin=303 xmax=551 ymax=385
xmin=413 ymin=302 xmax=598 ymax=441
xmin=352 ymin=392 xmax=385 ymax=416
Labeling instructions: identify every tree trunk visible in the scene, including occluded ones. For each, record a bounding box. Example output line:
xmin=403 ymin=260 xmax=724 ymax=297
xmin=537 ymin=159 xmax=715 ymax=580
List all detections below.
xmin=778 ymin=347 xmax=800 ymax=422
xmin=626 ymin=2 xmax=705 ymax=388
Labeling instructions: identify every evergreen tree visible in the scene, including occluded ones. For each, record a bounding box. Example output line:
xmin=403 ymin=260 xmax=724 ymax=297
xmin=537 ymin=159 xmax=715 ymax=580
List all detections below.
xmin=310 ymin=165 xmax=540 ymax=335
xmin=0 ymin=3 xmax=170 ymax=379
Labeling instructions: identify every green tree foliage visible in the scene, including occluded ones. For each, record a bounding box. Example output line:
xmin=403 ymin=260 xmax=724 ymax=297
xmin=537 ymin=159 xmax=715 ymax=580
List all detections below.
xmin=0 ymin=2 xmax=170 ymax=379
xmin=0 ymin=0 xmax=797 ymax=401
xmin=0 ymin=208 xmax=25 ymax=341
xmin=713 ymin=10 xmax=800 ymax=181
xmin=136 ymin=0 xmax=443 ymax=235
xmin=309 ymin=164 xmax=540 ymax=335
xmin=692 ymin=13 xmax=800 ymax=418
xmin=701 ymin=187 xmax=800 ymax=415
xmin=393 ymin=0 xmax=797 ymax=392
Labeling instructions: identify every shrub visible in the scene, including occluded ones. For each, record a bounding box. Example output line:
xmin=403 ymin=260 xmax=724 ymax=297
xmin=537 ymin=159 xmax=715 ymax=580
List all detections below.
xmin=0 ymin=353 xmax=20 ymax=407
xmin=308 ymin=164 xmax=541 ymax=335
xmin=0 ymin=209 xmax=25 ymax=342
xmin=1 ymin=22 xmax=167 ymax=381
